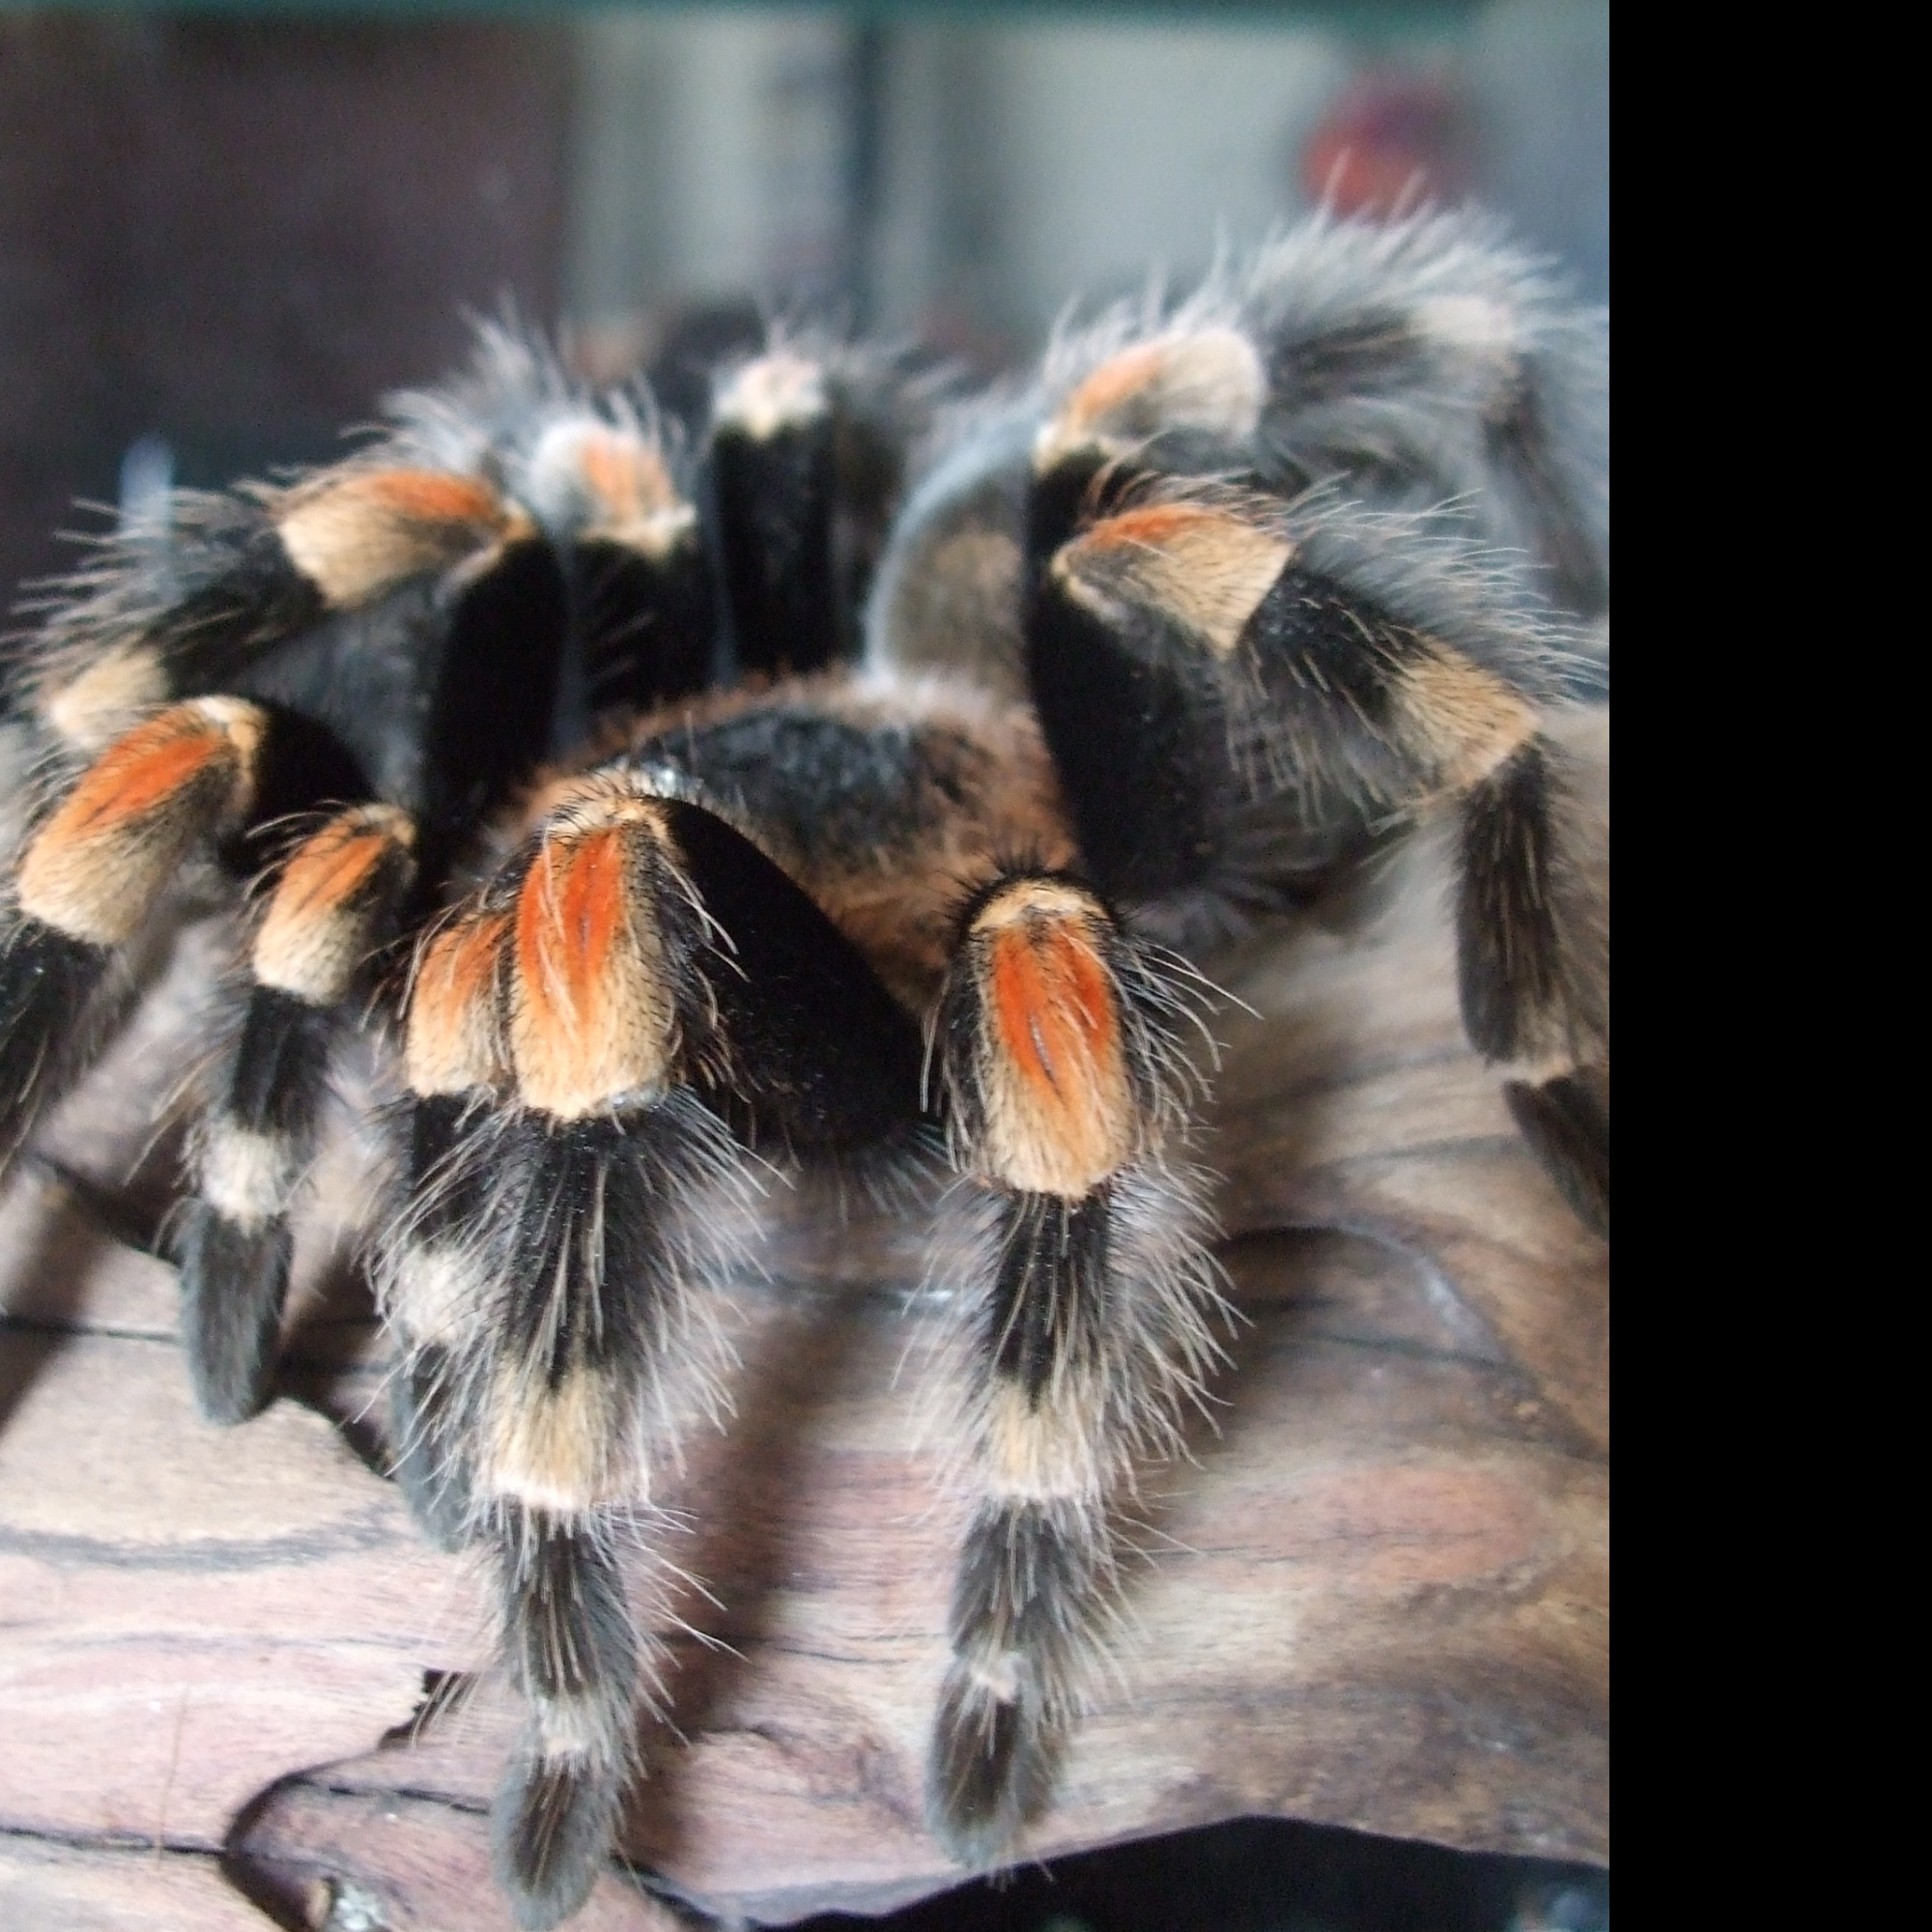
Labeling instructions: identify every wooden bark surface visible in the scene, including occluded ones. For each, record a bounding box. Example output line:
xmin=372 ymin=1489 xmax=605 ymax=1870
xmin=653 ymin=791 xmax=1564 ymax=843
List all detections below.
xmin=0 ymin=738 xmax=1608 ymax=1929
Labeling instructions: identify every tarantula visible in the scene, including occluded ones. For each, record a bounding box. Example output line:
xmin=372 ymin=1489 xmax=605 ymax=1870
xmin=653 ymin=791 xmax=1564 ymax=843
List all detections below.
xmin=0 ymin=209 xmax=1607 ymax=1929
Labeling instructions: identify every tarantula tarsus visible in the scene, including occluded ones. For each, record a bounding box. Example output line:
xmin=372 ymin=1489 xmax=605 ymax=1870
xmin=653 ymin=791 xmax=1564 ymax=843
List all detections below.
xmin=0 ymin=208 xmax=1608 ymax=1930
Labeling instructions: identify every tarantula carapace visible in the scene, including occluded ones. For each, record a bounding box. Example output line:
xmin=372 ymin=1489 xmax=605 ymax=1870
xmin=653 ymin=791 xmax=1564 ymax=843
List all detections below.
xmin=0 ymin=210 xmax=1607 ymax=1930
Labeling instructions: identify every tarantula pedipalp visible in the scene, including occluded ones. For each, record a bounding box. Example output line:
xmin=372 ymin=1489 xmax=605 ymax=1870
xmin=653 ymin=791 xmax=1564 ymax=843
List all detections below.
xmin=0 ymin=208 xmax=1607 ymax=1931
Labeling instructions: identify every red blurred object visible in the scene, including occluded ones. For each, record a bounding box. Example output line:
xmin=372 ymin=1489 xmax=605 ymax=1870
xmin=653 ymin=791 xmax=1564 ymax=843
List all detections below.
xmin=1301 ymin=71 xmax=1476 ymax=220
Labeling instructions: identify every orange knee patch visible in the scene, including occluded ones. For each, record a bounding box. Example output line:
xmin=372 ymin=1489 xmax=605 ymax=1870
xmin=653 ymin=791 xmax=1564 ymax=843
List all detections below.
xmin=15 ymin=697 xmax=263 ymax=946
xmin=971 ymin=882 xmax=1133 ymax=1197
xmin=356 ymin=470 xmax=504 ymax=527
xmin=508 ymin=804 xmax=675 ymax=1119
xmin=577 ymin=428 xmax=678 ymax=526
xmin=253 ymin=804 xmax=415 ymax=1006
xmin=1054 ymin=500 xmax=1292 ymax=659
xmin=1064 ymin=344 xmax=1172 ymax=434
xmin=1075 ymin=501 xmax=1218 ymax=552
xmin=527 ymin=421 xmax=696 ymax=558
xmin=406 ymin=910 xmax=511 ymax=1096
xmin=1037 ymin=327 xmax=1265 ymax=471
xmin=62 ymin=707 xmax=247 ymax=826
xmin=275 ymin=468 xmax=523 ymax=609
xmin=582 ymin=434 xmax=696 ymax=556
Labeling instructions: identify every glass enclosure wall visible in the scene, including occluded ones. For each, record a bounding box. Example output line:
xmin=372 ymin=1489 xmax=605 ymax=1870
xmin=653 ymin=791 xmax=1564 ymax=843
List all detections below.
xmin=0 ymin=2 xmax=1607 ymax=604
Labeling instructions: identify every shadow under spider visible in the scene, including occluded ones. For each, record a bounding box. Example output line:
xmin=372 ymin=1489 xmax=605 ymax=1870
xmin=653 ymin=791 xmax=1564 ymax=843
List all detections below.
xmin=622 ymin=1167 xmax=926 ymax=1868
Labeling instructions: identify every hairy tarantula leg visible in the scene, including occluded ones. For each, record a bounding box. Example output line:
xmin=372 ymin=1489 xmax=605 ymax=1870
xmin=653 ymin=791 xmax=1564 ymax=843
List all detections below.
xmin=490 ymin=1498 xmax=641 ymax=1929
xmin=0 ymin=696 xmax=363 ymax=1179
xmin=1027 ymin=212 xmax=1608 ymax=617
xmin=384 ymin=899 xmax=522 ymax=1550
xmin=1037 ymin=496 xmax=1608 ymax=1235
xmin=387 ymin=772 xmax=923 ymax=1928
xmin=518 ymin=415 xmax=716 ymax=726
xmin=1454 ymin=734 xmax=1609 ymax=1235
xmin=926 ymin=873 xmax=1222 ymax=1862
xmin=709 ymin=351 xmax=841 ymax=677
xmin=1029 ymin=327 xmax=1269 ymax=559
xmin=25 ymin=468 xmax=527 ymax=763
xmin=176 ymin=804 xmax=416 ymax=1424
xmin=405 ymin=791 xmax=736 ymax=1929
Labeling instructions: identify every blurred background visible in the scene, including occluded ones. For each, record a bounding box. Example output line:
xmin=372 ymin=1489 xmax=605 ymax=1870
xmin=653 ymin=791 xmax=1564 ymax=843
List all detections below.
xmin=0 ymin=0 xmax=1606 ymax=609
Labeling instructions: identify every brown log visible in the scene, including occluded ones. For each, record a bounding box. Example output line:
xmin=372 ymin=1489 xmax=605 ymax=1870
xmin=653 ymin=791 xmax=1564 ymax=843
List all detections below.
xmin=0 ymin=1834 xmax=274 ymax=1932
xmin=0 ymin=738 xmax=1607 ymax=1927
xmin=231 ymin=1785 xmax=687 ymax=1932
xmin=0 ymin=1328 xmax=476 ymax=1853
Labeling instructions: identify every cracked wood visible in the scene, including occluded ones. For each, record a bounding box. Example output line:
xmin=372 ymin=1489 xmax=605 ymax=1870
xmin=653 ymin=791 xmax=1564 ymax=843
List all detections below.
xmin=0 ymin=724 xmax=1607 ymax=1928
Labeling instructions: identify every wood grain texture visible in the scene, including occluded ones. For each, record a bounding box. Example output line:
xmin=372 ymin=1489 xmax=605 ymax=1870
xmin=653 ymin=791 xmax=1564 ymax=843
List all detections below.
xmin=232 ymin=1785 xmax=687 ymax=1932
xmin=0 ymin=1329 xmax=477 ymax=1852
xmin=0 ymin=1835 xmax=275 ymax=1932
xmin=0 ymin=727 xmax=1607 ymax=1928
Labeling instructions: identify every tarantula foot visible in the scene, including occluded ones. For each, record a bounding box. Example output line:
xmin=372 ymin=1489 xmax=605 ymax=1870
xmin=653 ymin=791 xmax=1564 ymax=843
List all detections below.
xmin=487 ymin=1510 xmax=639 ymax=1928
xmin=924 ymin=1662 xmax=1061 ymax=1867
xmin=492 ymin=1748 xmax=627 ymax=1932
xmin=1505 ymin=1068 xmax=1609 ymax=1238
xmin=175 ymin=1199 xmax=292 ymax=1423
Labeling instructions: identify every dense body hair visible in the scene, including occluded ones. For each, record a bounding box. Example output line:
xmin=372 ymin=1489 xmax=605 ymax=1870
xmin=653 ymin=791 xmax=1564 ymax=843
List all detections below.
xmin=0 ymin=208 xmax=1607 ymax=1927
xmin=867 ymin=207 xmax=1607 ymax=717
